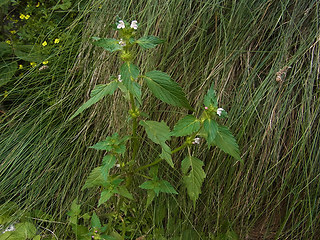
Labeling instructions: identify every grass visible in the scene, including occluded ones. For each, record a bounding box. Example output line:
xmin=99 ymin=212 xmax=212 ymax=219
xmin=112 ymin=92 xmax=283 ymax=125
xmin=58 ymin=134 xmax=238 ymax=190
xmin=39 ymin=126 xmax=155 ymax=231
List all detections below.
xmin=0 ymin=0 xmax=319 ymax=239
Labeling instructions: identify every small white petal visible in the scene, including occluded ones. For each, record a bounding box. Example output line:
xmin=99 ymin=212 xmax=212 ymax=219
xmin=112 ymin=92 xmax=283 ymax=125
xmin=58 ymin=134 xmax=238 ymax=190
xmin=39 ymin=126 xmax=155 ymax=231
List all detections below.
xmin=119 ymin=39 xmax=126 ymax=46
xmin=118 ymin=75 xmax=122 ymax=82
xmin=130 ymin=20 xmax=138 ymax=29
xmin=192 ymin=137 xmax=201 ymax=144
xmin=117 ymin=20 xmax=125 ymax=29
xmin=116 ymin=164 xmax=121 ymax=168
xmin=217 ymin=108 xmax=224 ymax=116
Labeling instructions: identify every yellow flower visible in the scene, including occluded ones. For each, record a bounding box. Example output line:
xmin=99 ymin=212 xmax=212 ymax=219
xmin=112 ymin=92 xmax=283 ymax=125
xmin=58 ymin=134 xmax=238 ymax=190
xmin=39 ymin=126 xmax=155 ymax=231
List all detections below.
xmin=4 ymin=91 xmax=9 ymax=98
xmin=42 ymin=60 xmax=49 ymax=65
xmin=54 ymin=38 xmax=60 ymax=44
xmin=5 ymin=40 xmax=11 ymax=45
xmin=20 ymin=14 xmax=25 ymax=19
xmin=10 ymin=30 xmax=16 ymax=34
xmin=30 ymin=62 xmax=37 ymax=67
xmin=42 ymin=41 xmax=47 ymax=47
xmin=25 ymin=15 xmax=30 ymax=20
xmin=19 ymin=64 xmax=23 ymax=69
xmin=36 ymin=2 xmax=40 ymax=7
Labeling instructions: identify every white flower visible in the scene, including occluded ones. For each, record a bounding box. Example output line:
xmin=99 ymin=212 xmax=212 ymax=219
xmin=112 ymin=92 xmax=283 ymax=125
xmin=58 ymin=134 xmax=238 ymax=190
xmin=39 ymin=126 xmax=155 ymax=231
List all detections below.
xmin=118 ymin=75 xmax=122 ymax=82
xmin=217 ymin=108 xmax=224 ymax=116
xmin=119 ymin=39 xmax=126 ymax=46
xmin=116 ymin=164 xmax=120 ymax=168
xmin=2 ymin=224 xmax=15 ymax=233
xmin=130 ymin=20 xmax=138 ymax=29
xmin=117 ymin=20 xmax=125 ymax=29
xmin=192 ymin=137 xmax=201 ymax=144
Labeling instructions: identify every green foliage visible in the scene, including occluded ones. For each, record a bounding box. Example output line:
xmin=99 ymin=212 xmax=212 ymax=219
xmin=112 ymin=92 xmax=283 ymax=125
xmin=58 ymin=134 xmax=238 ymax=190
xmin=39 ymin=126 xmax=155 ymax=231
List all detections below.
xmin=212 ymin=125 xmax=242 ymax=163
xmin=69 ymin=81 xmax=118 ymax=120
xmin=203 ymin=119 xmax=218 ymax=145
xmin=171 ymin=115 xmax=200 ymax=137
xmin=92 ymin=37 xmax=122 ymax=52
xmin=136 ymin=36 xmax=164 ymax=49
xmin=139 ymin=120 xmax=173 ymax=167
xmin=203 ymin=84 xmax=218 ymax=108
xmin=144 ymin=70 xmax=193 ymax=110
xmin=181 ymin=156 xmax=206 ymax=205
xmin=89 ymin=133 xmax=130 ymax=154
xmin=120 ymin=62 xmax=141 ymax=102
xmin=140 ymin=179 xmax=178 ymax=195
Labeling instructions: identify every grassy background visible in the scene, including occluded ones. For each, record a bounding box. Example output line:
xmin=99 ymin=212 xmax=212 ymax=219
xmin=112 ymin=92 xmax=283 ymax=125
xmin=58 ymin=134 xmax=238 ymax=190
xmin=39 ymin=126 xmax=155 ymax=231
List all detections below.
xmin=0 ymin=0 xmax=319 ymax=239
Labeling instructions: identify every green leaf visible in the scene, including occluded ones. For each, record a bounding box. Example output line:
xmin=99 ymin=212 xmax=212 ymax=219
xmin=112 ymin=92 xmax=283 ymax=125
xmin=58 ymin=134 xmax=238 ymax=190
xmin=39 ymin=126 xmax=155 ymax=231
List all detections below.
xmin=92 ymin=38 xmax=122 ymax=52
xmin=90 ymin=133 xmax=129 ymax=154
xmin=159 ymin=143 xmax=173 ymax=167
xmin=157 ymin=180 xmax=178 ymax=195
xmin=82 ymin=167 xmax=104 ymax=190
xmin=120 ymin=62 xmax=141 ymax=103
xmin=139 ymin=120 xmax=171 ymax=144
xmin=146 ymin=190 xmax=156 ymax=207
xmin=67 ymin=199 xmax=81 ymax=225
xmin=98 ymin=189 xmax=115 ymax=206
xmin=14 ymin=222 xmax=37 ymax=239
xmin=171 ymin=115 xmax=200 ymax=137
xmin=144 ymin=71 xmax=193 ymax=110
xmin=117 ymin=186 xmax=133 ymax=200
xmin=0 ymin=61 xmax=17 ymax=87
xmin=203 ymin=119 xmax=218 ymax=145
xmin=204 ymin=84 xmax=218 ymax=107
xmin=69 ymin=81 xmax=118 ymax=120
xmin=136 ymin=36 xmax=164 ymax=49
xmin=140 ymin=180 xmax=178 ymax=195
xmin=181 ymin=156 xmax=206 ymax=205
xmin=91 ymin=212 xmax=101 ymax=228
xmin=101 ymin=155 xmax=117 ymax=181
xmin=0 ymin=42 xmax=12 ymax=57
xmin=13 ymin=44 xmax=44 ymax=62
xmin=212 ymin=125 xmax=242 ymax=162
xmin=33 ymin=235 xmax=41 ymax=240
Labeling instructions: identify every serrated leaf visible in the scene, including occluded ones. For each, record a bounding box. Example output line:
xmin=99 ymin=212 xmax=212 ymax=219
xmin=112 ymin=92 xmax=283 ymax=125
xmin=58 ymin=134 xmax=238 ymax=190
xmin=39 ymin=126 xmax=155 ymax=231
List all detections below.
xmin=140 ymin=180 xmax=177 ymax=195
xmin=120 ymin=63 xmax=141 ymax=103
xmin=91 ymin=212 xmax=101 ymax=228
xmin=92 ymin=38 xmax=122 ymax=52
xmin=139 ymin=120 xmax=171 ymax=144
xmin=159 ymin=143 xmax=173 ymax=167
xmin=69 ymin=81 xmax=118 ymax=120
xmin=90 ymin=133 xmax=129 ymax=154
xmin=14 ymin=222 xmax=37 ymax=239
xmin=67 ymin=199 xmax=81 ymax=225
xmin=146 ymin=190 xmax=156 ymax=207
xmin=181 ymin=156 xmax=206 ymax=205
xmin=98 ymin=189 xmax=114 ymax=206
xmin=203 ymin=119 xmax=218 ymax=145
xmin=116 ymin=186 xmax=133 ymax=200
xmin=82 ymin=167 xmax=104 ymax=190
xmin=144 ymin=71 xmax=193 ymax=110
xmin=212 ymin=125 xmax=242 ymax=162
xmin=136 ymin=36 xmax=164 ymax=49
xmin=157 ymin=180 xmax=178 ymax=195
xmin=171 ymin=115 xmax=200 ymax=137
xmin=204 ymin=84 xmax=218 ymax=107
xmin=101 ymin=155 xmax=116 ymax=181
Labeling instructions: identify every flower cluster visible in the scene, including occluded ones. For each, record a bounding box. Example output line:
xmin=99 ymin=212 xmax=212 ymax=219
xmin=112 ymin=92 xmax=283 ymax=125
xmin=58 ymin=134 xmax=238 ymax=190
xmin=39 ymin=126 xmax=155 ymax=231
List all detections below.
xmin=117 ymin=20 xmax=138 ymax=30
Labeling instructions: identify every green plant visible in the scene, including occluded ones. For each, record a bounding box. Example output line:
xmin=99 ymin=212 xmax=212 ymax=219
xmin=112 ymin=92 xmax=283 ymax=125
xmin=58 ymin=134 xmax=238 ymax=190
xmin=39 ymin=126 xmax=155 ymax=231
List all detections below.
xmin=67 ymin=18 xmax=241 ymax=239
xmin=0 ymin=201 xmax=55 ymax=240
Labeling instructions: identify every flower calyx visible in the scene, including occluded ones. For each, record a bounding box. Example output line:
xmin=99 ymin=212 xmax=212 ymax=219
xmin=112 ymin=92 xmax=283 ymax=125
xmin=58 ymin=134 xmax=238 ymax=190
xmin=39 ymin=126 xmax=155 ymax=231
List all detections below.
xmin=129 ymin=108 xmax=140 ymax=118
